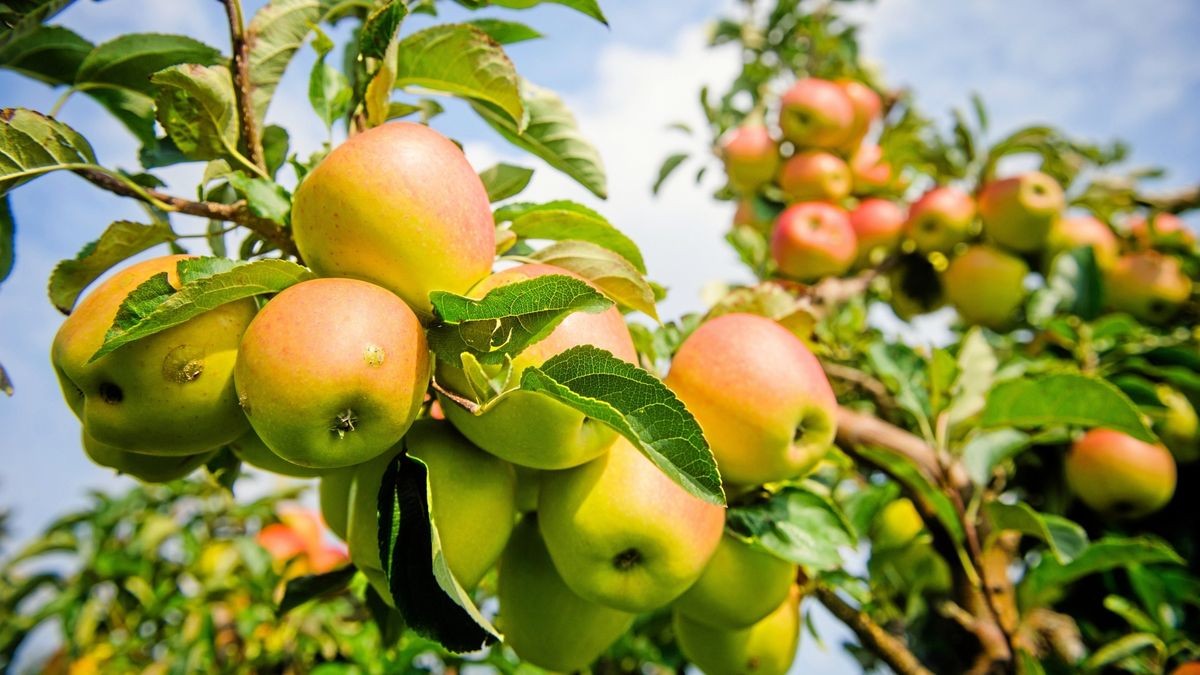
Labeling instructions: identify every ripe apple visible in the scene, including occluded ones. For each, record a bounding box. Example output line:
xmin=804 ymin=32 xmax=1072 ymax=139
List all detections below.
xmin=1104 ymin=251 xmax=1191 ymax=324
xmin=82 ymin=432 xmax=215 ymax=483
xmin=674 ymin=533 xmax=797 ymax=630
xmin=770 ymin=202 xmax=857 ymax=281
xmin=1045 ymin=215 xmax=1119 ymax=270
xmin=664 ymin=313 xmax=838 ymax=486
xmin=720 ymin=124 xmax=780 ymax=192
xmin=778 ymin=78 xmax=855 ymax=148
xmin=1153 ymin=386 xmax=1199 ymax=464
xmin=291 ymin=122 xmax=495 ymax=320
xmin=498 ymin=517 xmax=634 ymax=671
xmin=52 ymin=255 xmax=254 ymax=456
xmin=905 ymin=186 xmax=975 ymax=254
xmin=1065 ymin=428 xmax=1177 ymax=518
xmin=538 ymin=436 xmax=725 ymax=613
xmin=229 ymin=430 xmax=324 ymax=478
xmin=942 ymin=246 xmax=1029 ymax=329
xmin=778 ymin=150 xmax=851 ymax=203
xmin=235 ymin=278 xmax=430 ymax=469
xmin=978 ymin=171 xmax=1064 ymax=252
xmin=849 ymin=198 xmax=905 ymax=267
xmin=870 ymin=498 xmax=924 ymax=552
xmin=850 ymin=144 xmax=893 ymax=194
xmin=673 ymin=584 xmax=802 ymax=675
xmin=438 ymin=263 xmax=638 ymax=470
xmin=837 ymin=79 xmax=882 ymax=150
xmin=1130 ymin=212 xmax=1196 ymax=248
xmin=319 ymin=467 xmax=354 ymax=541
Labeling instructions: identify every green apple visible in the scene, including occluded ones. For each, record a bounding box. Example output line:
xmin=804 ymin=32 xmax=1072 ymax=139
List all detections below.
xmin=1065 ymin=428 xmax=1177 ymax=518
xmin=942 ymin=245 xmax=1029 ymax=329
xmin=1045 ymin=215 xmax=1119 ymax=270
xmin=498 ymin=517 xmax=634 ymax=671
xmin=849 ymin=198 xmax=905 ymax=267
xmin=438 ymin=263 xmax=638 ymax=470
xmin=664 ymin=313 xmax=838 ymax=486
xmin=230 ymin=430 xmax=325 ymax=478
xmin=235 ymin=277 xmax=430 ymax=469
xmin=1104 ymin=251 xmax=1191 ymax=324
xmin=720 ymin=124 xmax=780 ymax=192
xmin=513 ymin=465 xmax=542 ymax=513
xmin=1154 ymin=386 xmax=1200 ymax=463
xmin=291 ymin=122 xmax=495 ymax=321
xmin=319 ymin=467 xmax=354 ymax=541
xmin=777 ymin=150 xmax=851 ymax=202
xmin=870 ymin=498 xmax=924 ymax=551
xmin=778 ymin=78 xmax=855 ymax=148
xmin=82 ymin=432 xmax=215 ymax=483
xmin=674 ymin=534 xmax=797 ymax=629
xmin=978 ymin=171 xmax=1064 ymax=252
xmin=904 ymin=186 xmax=975 ymax=254
xmin=673 ymin=585 xmax=802 ymax=675
xmin=538 ymin=436 xmax=725 ymax=613
xmin=52 ymin=255 xmax=254 ymax=456
xmin=770 ymin=202 xmax=857 ymax=281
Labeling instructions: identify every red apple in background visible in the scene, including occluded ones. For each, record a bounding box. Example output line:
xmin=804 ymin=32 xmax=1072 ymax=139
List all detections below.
xmin=1104 ymin=251 xmax=1192 ymax=324
xmin=837 ymin=79 xmax=882 ymax=149
xmin=778 ymin=78 xmax=855 ymax=148
xmin=778 ymin=150 xmax=851 ymax=202
xmin=978 ymin=171 xmax=1064 ymax=252
xmin=1066 ymin=429 xmax=1177 ymax=519
xmin=719 ymin=124 xmax=780 ymax=193
xmin=850 ymin=144 xmax=893 ymax=193
xmin=1045 ymin=215 xmax=1119 ymax=270
xmin=905 ymin=186 xmax=976 ymax=254
xmin=1130 ymin=212 xmax=1196 ymax=247
xmin=849 ymin=198 xmax=905 ymax=267
xmin=771 ymin=202 xmax=857 ymax=280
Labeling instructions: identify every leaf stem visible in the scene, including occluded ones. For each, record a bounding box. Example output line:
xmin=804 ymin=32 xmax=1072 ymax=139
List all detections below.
xmin=221 ymin=0 xmax=267 ymax=172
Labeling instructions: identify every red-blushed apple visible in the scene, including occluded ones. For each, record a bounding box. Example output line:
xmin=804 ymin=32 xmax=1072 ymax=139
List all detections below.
xmin=673 ymin=584 xmax=802 ymax=675
xmin=978 ymin=171 xmax=1064 ymax=252
xmin=850 ymin=144 xmax=893 ymax=194
xmin=905 ymin=186 xmax=975 ymax=254
xmin=849 ymin=198 xmax=905 ymax=267
xmin=664 ymin=313 xmax=839 ymax=486
xmin=674 ymin=533 xmax=797 ymax=630
xmin=771 ymin=202 xmax=857 ymax=281
xmin=777 ymin=150 xmax=852 ymax=202
xmin=1065 ymin=428 xmax=1176 ymax=518
xmin=837 ymin=79 xmax=882 ymax=150
xmin=720 ymin=124 xmax=780 ymax=192
xmin=942 ymin=245 xmax=1029 ymax=329
xmin=1045 ymin=215 xmax=1119 ymax=270
xmin=1104 ymin=251 xmax=1191 ymax=324
xmin=778 ymin=78 xmax=855 ymax=148
xmin=1130 ymin=212 xmax=1196 ymax=247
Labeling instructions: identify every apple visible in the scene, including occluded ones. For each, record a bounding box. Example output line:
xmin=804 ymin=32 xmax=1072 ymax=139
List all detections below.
xmin=257 ymin=509 xmax=348 ymax=577
xmin=438 ymin=263 xmax=638 ymax=470
xmin=1153 ymin=386 xmax=1199 ymax=464
xmin=82 ymin=432 xmax=215 ymax=483
xmin=673 ymin=584 xmax=802 ymax=675
xmin=905 ymin=186 xmax=975 ymax=254
xmin=538 ymin=436 xmax=725 ymax=613
xmin=498 ymin=517 xmax=634 ymax=671
xmin=978 ymin=171 xmax=1064 ymax=252
xmin=1104 ymin=251 xmax=1191 ymax=324
xmin=319 ymin=467 xmax=354 ymax=541
xmin=229 ymin=430 xmax=325 ymax=478
xmin=1045 ymin=215 xmax=1119 ymax=270
xmin=849 ymin=198 xmax=905 ymax=267
xmin=663 ymin=313 xmax=838 ymax=486
xmin=1130 ymin=212 xmax=1196 ymax=248
xmin=1170 ymin=663 xmax=1200 ymax=675
xmin=837 ymin=79 xmax=882 ymax=150
xmin=674 ymin=533 xmax=797 ymax=630
xmin=291 ymin=122 xmax=495 ymax=320
xmin=720 ymin=124 xmax=780 ymax=192
xmin=887 ymin=254 xmax=946 ymax=320
xmin=942 ymin=246 xmax=1029 ymax=329
xmin=870 ymin=498 xmax=924 ymax=552
xmin=514 ymin=465 xmax=542 ymax=513
xmin=778 ymin=150 xmax=852 ymax=203
xmin=778 ymin=78 xmax=855 ymax=148
xmin=850 ymin=144 xmax=893 ymax=194
xmin=235 ymin=278 xmax=430 ymax=469
xmin=52 ymin=255 xmax=254 ymax=456
xmin=770 ymin=202 xmax=857 ymax=281
xmin=1065 ymin=428 xmax=1177 ymax=518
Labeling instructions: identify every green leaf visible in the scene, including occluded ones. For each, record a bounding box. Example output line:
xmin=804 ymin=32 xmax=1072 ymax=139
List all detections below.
xmin=0 ymin=107 xmax=96 ymax=196
xmin=478 ymin=162 xmax=533 ymax=202
xmin=961 ymin=428 xmax=1031 ymax=486
xmin=246 ymin=0 xmax=324 ymax=126
xmin=394 ymin=24 xmax=523 ymax=129
xmin=225 ymin=172 xmax=291 ymax=224
xmin=378 ymin=453 xmax=500 ymax=652
xmin=519 ymin=345 xmax=725 ymax=505
xmin=1082 ymin=633 xmax=1164 ymax=671
xmin=490 ymin=0 xmax=607 ymax=25
xmin=48 ymin=220 xmax=175 ymax=314
xmin=726 ymin=486 xmax=856 ymax=571
xmin=464 ymin=18 xmax=543 ymax=45
xmin=866 ymin=342 xmax=933 ymax=439
xmin=1028 ymin=246 xmax=1103 ymax=325
xmin=852 ymin=444 xmax=964 ymax=544
xmin=308 ymin=53 xmax=353 ymax=131
xmin=945 ymin=327 xmax=997 ymax=427
xmin=427 ymin=274 xmax=613 ymax=366
xmin=528 ymin=240 xmax=659 ymax=320
xmin=980 ymin=373 xmax=1156 ymax=443
xmin=277 ymin=565 xmax=356 ymax=615
xmin=495 ymin=200 xmax=644 ymax=272
xmin=652 ymin=152 xmax=687 ymax=195
xmin=0 ymin=361 xmax=12 ymax=396
xmin=0 ymin=24 xmax=90 ymax=84
xmin=150 ymin=64 xmax=239 ymax=162
xmin=359 ymin=0 xmax=408 ymax=60
xmin=472 ymin=79 xmax=607 ymax=199
xmin=261 ymin=124 xmax=290 ymax=178
xmin=1019 ymin=536 xmax=1184 ymax=608
xmin=76 ymin=33 xmax=224 ymax=96
xmin=90 ymin=258 xmax=315 ymax=362
xmin=0 ymin=0 xmax=76 ymax=51
xmin=0 ymin=194 xmax=12 ymax=284
xmin=985 ymin=501 xmax=1087 ymax=564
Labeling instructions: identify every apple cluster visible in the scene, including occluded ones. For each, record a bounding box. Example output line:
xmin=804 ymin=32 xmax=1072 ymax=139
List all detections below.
xmin=51 ymin=121 xmax=843 ymax=672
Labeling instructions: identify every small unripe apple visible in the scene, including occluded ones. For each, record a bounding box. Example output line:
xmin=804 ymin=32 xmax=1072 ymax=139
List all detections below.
xmin=871 ymin=498 xmax=924 ymax=552
xmin=1065 ymin=428 xmax=1176 ymax=518
xmin=720 ymin=124 xmax=780 ymax=192
xmin=770 ymin=202 xmax=857 ymax=281
xmin=905 ymin=186 xmax=975 ymax=254
xmin=978 ymin=171 xmax=1064 ymax=252
xmin=778 ymin=78 xmax=855 ymax=148
xmin=887 ymin=254 xmax=946 ymax=320
xmin=849 ymin=198 xmax=905 ymax=267
xmin=850 ymin=144 xmax=893 ymax=194
xmin=673 ymin=585 xmax=802 ymax=675
xmin=777 ymin=150 xmax=852 ymax=202
xmin=1153 ymin=386 xmax=1199 ymax=464
xmin=1045 ymin=215 xmax=1119 ymax=270
xmin=82 ymin=432 xmax=215 ymax=483
xmin=837 ymin=79 xmax=882 ymax=150
xmin=674 ymin=533 xmax=797 ymax=630
xmin=229 ymin=430 xmax=324 ymax=478
xmin=942 ymin=246 xmax=1029 ymax=329
xmin=1130 ymin=212 xmax=1196 ymax=248
xmin=1104 ymin=251 xmax=1191 ymax=324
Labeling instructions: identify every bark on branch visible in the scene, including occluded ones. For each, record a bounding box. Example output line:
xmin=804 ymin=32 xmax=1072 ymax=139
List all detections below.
xmin=221 ymin=0 xmax=266 ymax=171
xmin=834 ymin=406 xmax=944 ymax=483
xmin=814 ymin=585 xmax=934 ymax=675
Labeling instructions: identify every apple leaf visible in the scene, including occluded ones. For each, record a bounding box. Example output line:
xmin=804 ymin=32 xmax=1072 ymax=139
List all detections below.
xmin=0 ymin=24 xmax=91 ymax=85
xmin=519 ymin=345 xmax=725 ymax=505
xmin=980 ymin=373 xmax=1156 ymax=443
xmin=150 ymin=64 xmax=240 ymax=162
xmin=49 ymin=220 xmax=176 ymax=314
xmin=945 ymin=327 xmax=997 ymax=428
xmin=0 ymin=194 xmax=13 ymax=285
xmin=1019 ymin=536 xmax=1184 ymax=609
xmin=495 ymin=200 xmax=644 ymax=272
xmin=960 ymin=428 xmax=1032 ymax=486
xmin=478 ymin=162 xmax=533 ymax=202
xmin=427 ymin=274 xmax=613 ymax=367
xmin=1028 ymin=246 xmax=1103 ymax=325
xmin=90 ymin=258 xmax=315 ymax=362
xmin=246 ymin=0 xmax=324 ymax=126
xmin=0 ymin=108 xmax=97 ymax=197
xmin=359 ymin=0 xmax=408 ymax=60
xmin=76 ymin=33 xmax=224 ymax=97
xmin=985 ymin=501 xmax=1088 ymax=564
xmin=464 ymin=19 xmax=543 ymax=45
xmin=528 ymin=240 xmax=659 ymax=320
xmin=726 ymin=486 xmax=856 ymax=571
xmin=490 ymin=0 xmax=607 ymax=25
xmin=378 ymin=452 xmax=500 ymax=652
xmin=225 ymin=172 xmax=291 ymax=224
xmin=0 ymin=0 xmax=77 ymax=51
xmin=652 ymin=152 xmax=687 ymax=195
xmin=277 ymin=565 xmax=357 ymax=616
xmin=0 ymin=361 xmax=11 ymax=396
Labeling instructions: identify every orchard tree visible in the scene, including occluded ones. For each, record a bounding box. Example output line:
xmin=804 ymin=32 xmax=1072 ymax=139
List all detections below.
xmin=1 ymin=1 xmax=1198 ymax=674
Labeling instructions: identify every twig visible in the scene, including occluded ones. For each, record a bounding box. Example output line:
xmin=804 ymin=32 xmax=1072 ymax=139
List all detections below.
xmin=822 ymin=362 xmax=896 ymax=412
xmin=1137 ymin=185 xmax=1200 ymax=213
xmin=220 ymin=0 xmax=266 ymax=172
xmin=834 ymin=406 xmax=944 ymax=483
xmin=814 ymin=585 xmax=934 ymax=675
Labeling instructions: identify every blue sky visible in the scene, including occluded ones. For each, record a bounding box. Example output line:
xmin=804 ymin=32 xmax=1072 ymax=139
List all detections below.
xmin=2 ymin=0 xmax=1199 ymax=671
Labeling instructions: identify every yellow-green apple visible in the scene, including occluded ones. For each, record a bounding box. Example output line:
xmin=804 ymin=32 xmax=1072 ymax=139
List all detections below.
xmin=837 ymin=79 xmax=882 ymax=150
xmin=673 ymin=584 xmax=802 ymax=675
xmin=887 ymin=254 xmax=946 ymax=320
xmin=905 ymin=186 xmax=975 ymax=254
xmin=538 ymin=437 xmax=725 ymax=613
xmin=720 ymin=124 xmax=780 ymax=192
xmin=229 ymin=430 xmax=324 ymax=478
xmin=291 ymin=122 xmax=495 ymax=320
xmin=52 ymin=255 xmax=254 ymax=455
xmin=674 ymin=533 xmax=796 ymax=629
xmin=498 ymin=517 xmax=634 ymax=671
xmin=82 ymin=432 xmax=215 ymax=483
xmin=942 ymin=246 xmax=1029 ymax=329
xmin=778 ymin=150 xmax=851 ymax=202
xmin=1104 ymin=251 xmax=1191 ymax=324
xmin=1065 ymin=428 xmax=1177 ymax=518
xmin=978 ymin=171 xmax=1064 ymax=252
xmin=770 ymin=202 xmax=857 ymax=281
xmin=514 ymin=465 xmax=542 ymax=513
xmin=778 ymin=78 xmax=855 ymax=148
xmin=663 ymin=313 xmax=838 ymax=486
xmin=1153 ymin=386 xmax=1199 ymax=464
xmin=849 ymin=198 xmax=905 ymax=267
xmin=850 ymin=144 xmax=893 ymax=194
xmin=870 ymin=498 xmax=924 ymax=551
xmin=1045 ymin=215 xmax=1119 ymax=270
xmin=319 ymin=467 xmax=354 ymax=541
xmin=1130 ymin=212 xmax=1196 ymax=248
xmin=345 ymin=420 xmax=516 ymax=598
xmin=438 ymin=263 xmax=638 ymax=470
xmin=235 ymin=278 xmax=429 ymax=469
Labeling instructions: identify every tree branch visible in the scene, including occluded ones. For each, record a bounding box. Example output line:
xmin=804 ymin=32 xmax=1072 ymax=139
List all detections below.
xmin=814 ymin=585 xmax=933 ymax=675
xmin=834 ymin=406 xmax=944 ymax=483
xmin=221 ymin=0 xmax=266 ymax=171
